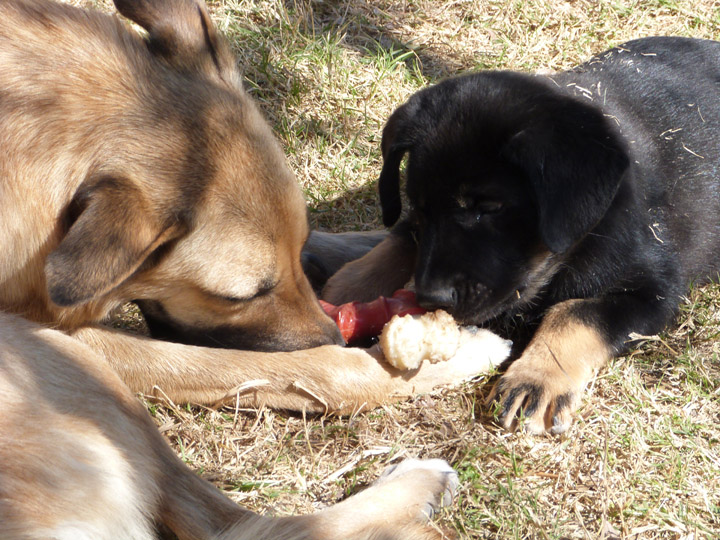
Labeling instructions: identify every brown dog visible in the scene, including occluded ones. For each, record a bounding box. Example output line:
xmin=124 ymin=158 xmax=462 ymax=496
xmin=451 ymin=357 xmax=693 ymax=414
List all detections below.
xmin=0 ymin=0 xmax=484 ymax=409
xmin=0 ymin=0 xmax=479 ymax=536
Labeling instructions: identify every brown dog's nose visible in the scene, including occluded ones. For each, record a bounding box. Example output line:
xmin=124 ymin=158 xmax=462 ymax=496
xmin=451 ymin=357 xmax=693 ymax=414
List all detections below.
xmin=313 ymin=316 xmax=346 ymax=347
xmin=289 ymin=297 xmax=347 ymax=350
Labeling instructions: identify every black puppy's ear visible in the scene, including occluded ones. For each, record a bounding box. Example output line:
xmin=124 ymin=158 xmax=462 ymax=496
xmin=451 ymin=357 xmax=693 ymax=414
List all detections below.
xmin=378 ymin=103 xmax=416 ymax=227
xmin=504 ymin=99 xmax=629 ymax=253
xmin=114 ymin=0 xmax=237 ymax=82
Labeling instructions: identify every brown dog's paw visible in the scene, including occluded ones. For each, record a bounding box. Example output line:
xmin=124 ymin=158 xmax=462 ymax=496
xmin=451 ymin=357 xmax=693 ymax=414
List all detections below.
xmin=310 ymin=458 xmax=458 ymax=539
xmin=487 ymin=349 xmax=589 ymax=434
xmin=374 ymin=458 xmax=459 ymax=518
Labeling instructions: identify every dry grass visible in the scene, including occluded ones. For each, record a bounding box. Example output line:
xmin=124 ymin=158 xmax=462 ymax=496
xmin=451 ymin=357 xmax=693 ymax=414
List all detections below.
xmin=77 ymin=0 xmax=720 ymax=538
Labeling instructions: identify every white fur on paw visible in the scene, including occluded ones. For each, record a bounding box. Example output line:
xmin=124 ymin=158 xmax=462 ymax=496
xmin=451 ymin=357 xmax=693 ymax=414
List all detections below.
xmin=415 ymin=330 xmax=511 ymax=387
xmin=454 ymin=327 xmax=512 ymax=369
xmin=376 ymin=458 xmax=459 ymax=511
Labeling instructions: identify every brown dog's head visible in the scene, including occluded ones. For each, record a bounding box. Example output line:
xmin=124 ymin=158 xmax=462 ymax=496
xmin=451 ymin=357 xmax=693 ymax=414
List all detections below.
xmin=378 ymin=72 xmax=630 ymax=324
xmin=43 ymin=0 xmax=342 ymax=351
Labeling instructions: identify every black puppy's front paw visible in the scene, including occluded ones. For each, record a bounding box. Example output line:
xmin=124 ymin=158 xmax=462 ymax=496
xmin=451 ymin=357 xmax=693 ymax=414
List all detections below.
xmin=489 ymin=376 xmax=577 ymax=434
xmin=487 ymin=301 xmax=612 ymax=434
xmin=487 ymin=346 xmax=592 ymax=434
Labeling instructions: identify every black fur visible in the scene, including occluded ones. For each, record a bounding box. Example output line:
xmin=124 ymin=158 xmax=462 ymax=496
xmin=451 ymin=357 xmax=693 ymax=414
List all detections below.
xmin=379 ymin=36 xmax=720 ymax=360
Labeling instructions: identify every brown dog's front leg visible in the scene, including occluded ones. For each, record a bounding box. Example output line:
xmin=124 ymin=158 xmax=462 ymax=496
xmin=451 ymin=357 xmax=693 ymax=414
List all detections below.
xmin=4 ymin=314 xmax=453 ymax=540
xmin=218 ymin=458 xmax=457 ymax=540
xmin=72 ymin=325 xmax=488 ymax=413
xmin=321 ymin=222 xmax=417 ymax=305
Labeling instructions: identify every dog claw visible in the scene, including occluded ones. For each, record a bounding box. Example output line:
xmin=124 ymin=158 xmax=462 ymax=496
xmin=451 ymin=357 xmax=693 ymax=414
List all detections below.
xmin=550 ymin=417 xmax=570 ymax=435
xmin=489 ymin=376 xmax=578 ymax=434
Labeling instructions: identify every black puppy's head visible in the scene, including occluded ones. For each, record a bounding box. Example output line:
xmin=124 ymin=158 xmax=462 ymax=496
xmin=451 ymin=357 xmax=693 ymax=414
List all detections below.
xmin=379 ymin=72 xmax=629 ymax=324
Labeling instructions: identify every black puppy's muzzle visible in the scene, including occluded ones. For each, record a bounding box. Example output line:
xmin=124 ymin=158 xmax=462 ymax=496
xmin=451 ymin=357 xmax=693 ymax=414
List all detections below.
xmin=416 ymin=285 xmax=458 ymax=312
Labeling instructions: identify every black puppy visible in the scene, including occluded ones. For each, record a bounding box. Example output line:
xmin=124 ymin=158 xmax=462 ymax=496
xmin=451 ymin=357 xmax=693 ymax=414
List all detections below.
xmin=320 ymin=36 xmax=720 ymax=434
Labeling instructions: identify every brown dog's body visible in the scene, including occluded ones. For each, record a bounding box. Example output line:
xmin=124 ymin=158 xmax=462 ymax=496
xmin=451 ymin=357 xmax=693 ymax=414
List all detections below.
xmin=0 ymin=0 xmax=475 ymax=536
xmin=0 ymin=312 xmax=456 ymax=539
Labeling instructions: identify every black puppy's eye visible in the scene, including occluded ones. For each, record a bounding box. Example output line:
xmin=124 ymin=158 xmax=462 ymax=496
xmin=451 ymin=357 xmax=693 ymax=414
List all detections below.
xmin=456 ymin=200 xmax=504 ymax=228
xmin=476 ymin=201 xmax=504 ymax=215
xmin=469 ymin=201 xmax=504 ymax=220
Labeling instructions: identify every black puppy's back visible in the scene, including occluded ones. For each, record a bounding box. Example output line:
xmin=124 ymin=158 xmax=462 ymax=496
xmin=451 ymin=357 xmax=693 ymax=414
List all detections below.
xmin=558 ymin=37 xmax=720 ymax=284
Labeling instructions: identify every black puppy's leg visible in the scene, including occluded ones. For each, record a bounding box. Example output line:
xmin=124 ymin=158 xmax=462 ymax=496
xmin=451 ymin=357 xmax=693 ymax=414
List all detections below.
xmin=302 ymin=230 xmax=388 ymax=291
xmin=321 ymin=222 xmax=416 ymax=304
xmin=489 ymin=291 xmax=676 ymax=434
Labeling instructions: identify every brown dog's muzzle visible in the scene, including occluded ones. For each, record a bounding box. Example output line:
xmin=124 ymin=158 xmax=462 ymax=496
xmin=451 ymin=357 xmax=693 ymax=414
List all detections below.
xmin=135 ymin=299 xmax=344 ymax=352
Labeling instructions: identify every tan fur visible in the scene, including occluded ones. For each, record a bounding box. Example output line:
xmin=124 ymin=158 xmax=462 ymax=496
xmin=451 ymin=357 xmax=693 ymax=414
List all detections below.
xmin=489 ymin=300 xmax=612 ymax=434
xmin=302 ymin=230 xmax=389 ymax=292
xmin=0 ymin=313 xmax=455 ymax=539
xmin=0 ymin=0 xmax=465 ymax=536
xmin=71 ymin=323 xmax=486 ymax=413
xmin=322 ymin=231 xmax=417 ymax=305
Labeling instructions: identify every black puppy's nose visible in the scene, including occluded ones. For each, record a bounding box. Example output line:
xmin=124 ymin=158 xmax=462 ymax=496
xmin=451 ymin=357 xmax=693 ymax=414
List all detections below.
xmin=416 ymin=286 xmax=457 ymax=311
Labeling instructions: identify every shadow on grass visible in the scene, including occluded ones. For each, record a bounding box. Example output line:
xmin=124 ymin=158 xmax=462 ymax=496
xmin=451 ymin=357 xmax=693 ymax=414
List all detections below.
xmin=308 ymin=180 xmax=383 ymax=231
xmin=280 ymin=0 xmax=461 ymax=83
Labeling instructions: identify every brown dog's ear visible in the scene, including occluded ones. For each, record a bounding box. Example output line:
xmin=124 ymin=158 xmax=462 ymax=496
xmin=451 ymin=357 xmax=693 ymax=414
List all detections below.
xmin=113 ymin=0 xmax=237 ymax=81
xmin=504 ymin=99 xmax=629 ymax=253
xmin=45 ymin=177 xmax=183 ymax=307
xmin=378 ymin=103 xmax=418 ymax=228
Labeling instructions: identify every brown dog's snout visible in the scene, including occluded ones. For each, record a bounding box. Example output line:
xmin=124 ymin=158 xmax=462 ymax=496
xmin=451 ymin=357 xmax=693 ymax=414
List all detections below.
xmin=299 ymin=312 xmax=345 ymax=348
xmin=137 ymin=297 xmax=344 ymax=352
xmin=286 ymin=283 xmax=346 ymax=349
xmin=237 ymin=301 xmax=345 ymax=352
